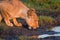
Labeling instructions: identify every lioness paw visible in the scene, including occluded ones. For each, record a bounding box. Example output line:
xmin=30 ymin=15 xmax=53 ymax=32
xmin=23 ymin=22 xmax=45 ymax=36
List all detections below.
xmin=15 ymin=23 xmax=22 ymax=27
xmin=7 ymin=23 xmax=13 ymax=27
xmin=28 ymin=26 xmax=39 ymax=29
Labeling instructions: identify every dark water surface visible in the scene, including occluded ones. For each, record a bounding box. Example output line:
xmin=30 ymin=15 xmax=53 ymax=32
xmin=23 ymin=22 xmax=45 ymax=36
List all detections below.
xmin=0 ymin=26 xmax=60 ymax=40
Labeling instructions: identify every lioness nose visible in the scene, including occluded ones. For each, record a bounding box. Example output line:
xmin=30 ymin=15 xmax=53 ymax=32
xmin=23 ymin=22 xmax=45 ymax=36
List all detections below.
xmin=28 ymin=26 xmax=32 ymax=29
xmin=28 ymin=26 xmax=39 ymax=29
xmin=33 ymin=26 xmax=39 ymax=29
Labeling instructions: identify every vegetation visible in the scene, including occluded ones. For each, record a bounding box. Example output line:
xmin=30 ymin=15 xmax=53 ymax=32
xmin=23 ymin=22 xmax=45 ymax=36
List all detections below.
xmin=0 ymin=38 xmax=4 ymax=40
xmin=0 ymin=22 xmax=9 ymax=31
xmin=39 ymin=16 xmax=55 ymax=24
xmin=39 ymin=16 xmax=56 ymax=29
xmin=18 ymin=36 xmax=38 ymax=40
xmin=22 ymin=0 xmax=60 ymax=11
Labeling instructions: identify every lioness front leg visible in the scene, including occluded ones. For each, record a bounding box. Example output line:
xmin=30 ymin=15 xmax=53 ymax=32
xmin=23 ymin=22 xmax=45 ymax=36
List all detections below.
xmin=4 ymin=18 xmax=13 ymax=27
xmin=13 ymin=18 xmax=22 ymax=27
xmin=0 ymin=15 xmax=2 ymax=23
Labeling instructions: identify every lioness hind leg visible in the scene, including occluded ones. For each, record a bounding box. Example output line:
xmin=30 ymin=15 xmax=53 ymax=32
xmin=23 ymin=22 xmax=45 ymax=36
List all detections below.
xmin=13 ymin=18 xmax=22 ymax=27
xmin=0 ymin=15 xmax=2 ymax=23
xmin=4 ymin=18 xmax=13 ymax=27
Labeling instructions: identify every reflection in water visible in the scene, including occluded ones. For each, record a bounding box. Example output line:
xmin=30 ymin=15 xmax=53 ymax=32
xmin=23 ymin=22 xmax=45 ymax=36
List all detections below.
xmin=38 ymin=26 xmax=60 ymax=38
xmin=38 ymin=34 xmax=60 ymax=38
xmin=51 ymin=26 xmax=60 ymax=32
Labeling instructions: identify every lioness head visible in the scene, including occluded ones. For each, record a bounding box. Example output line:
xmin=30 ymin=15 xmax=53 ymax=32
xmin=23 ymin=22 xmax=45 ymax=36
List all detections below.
xmin=26 ymin=8 xmax=39 ymax=29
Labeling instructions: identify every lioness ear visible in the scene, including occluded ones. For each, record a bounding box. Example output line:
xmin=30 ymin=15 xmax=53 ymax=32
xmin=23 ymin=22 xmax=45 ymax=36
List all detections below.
xmin=27 ymin=8 xmax=36 ymax=16
xmin=30 ymin=8 xmax=36 ymax=12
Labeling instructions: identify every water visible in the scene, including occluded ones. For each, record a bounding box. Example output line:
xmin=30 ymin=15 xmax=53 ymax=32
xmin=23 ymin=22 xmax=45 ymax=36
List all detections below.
xmin=0 ymin=26 xmax=60 ymax=40
xmin=51 ymin=26 xmax=60 ymax=32
xmin=38 ymin=26 xmax=60 ymax=38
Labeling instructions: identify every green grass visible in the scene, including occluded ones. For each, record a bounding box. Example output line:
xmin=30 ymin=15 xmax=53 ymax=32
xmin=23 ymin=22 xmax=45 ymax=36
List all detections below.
xmin=18 ymin=36 xmax=37 ymax=40
xmin=22 ymin=0 xmax=60 ymax=12
xmin=0 ymin=22 xmax=10 ymax=31
xmin=0 ymin=38 xmax=4 ymax=40
xmin=39 ymin=16 xmax=56 ymax=27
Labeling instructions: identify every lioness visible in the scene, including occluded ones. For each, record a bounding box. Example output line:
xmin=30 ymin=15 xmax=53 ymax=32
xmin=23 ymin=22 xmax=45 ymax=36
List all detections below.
xmin=0 ymin=0 xmax=39 ymax=29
